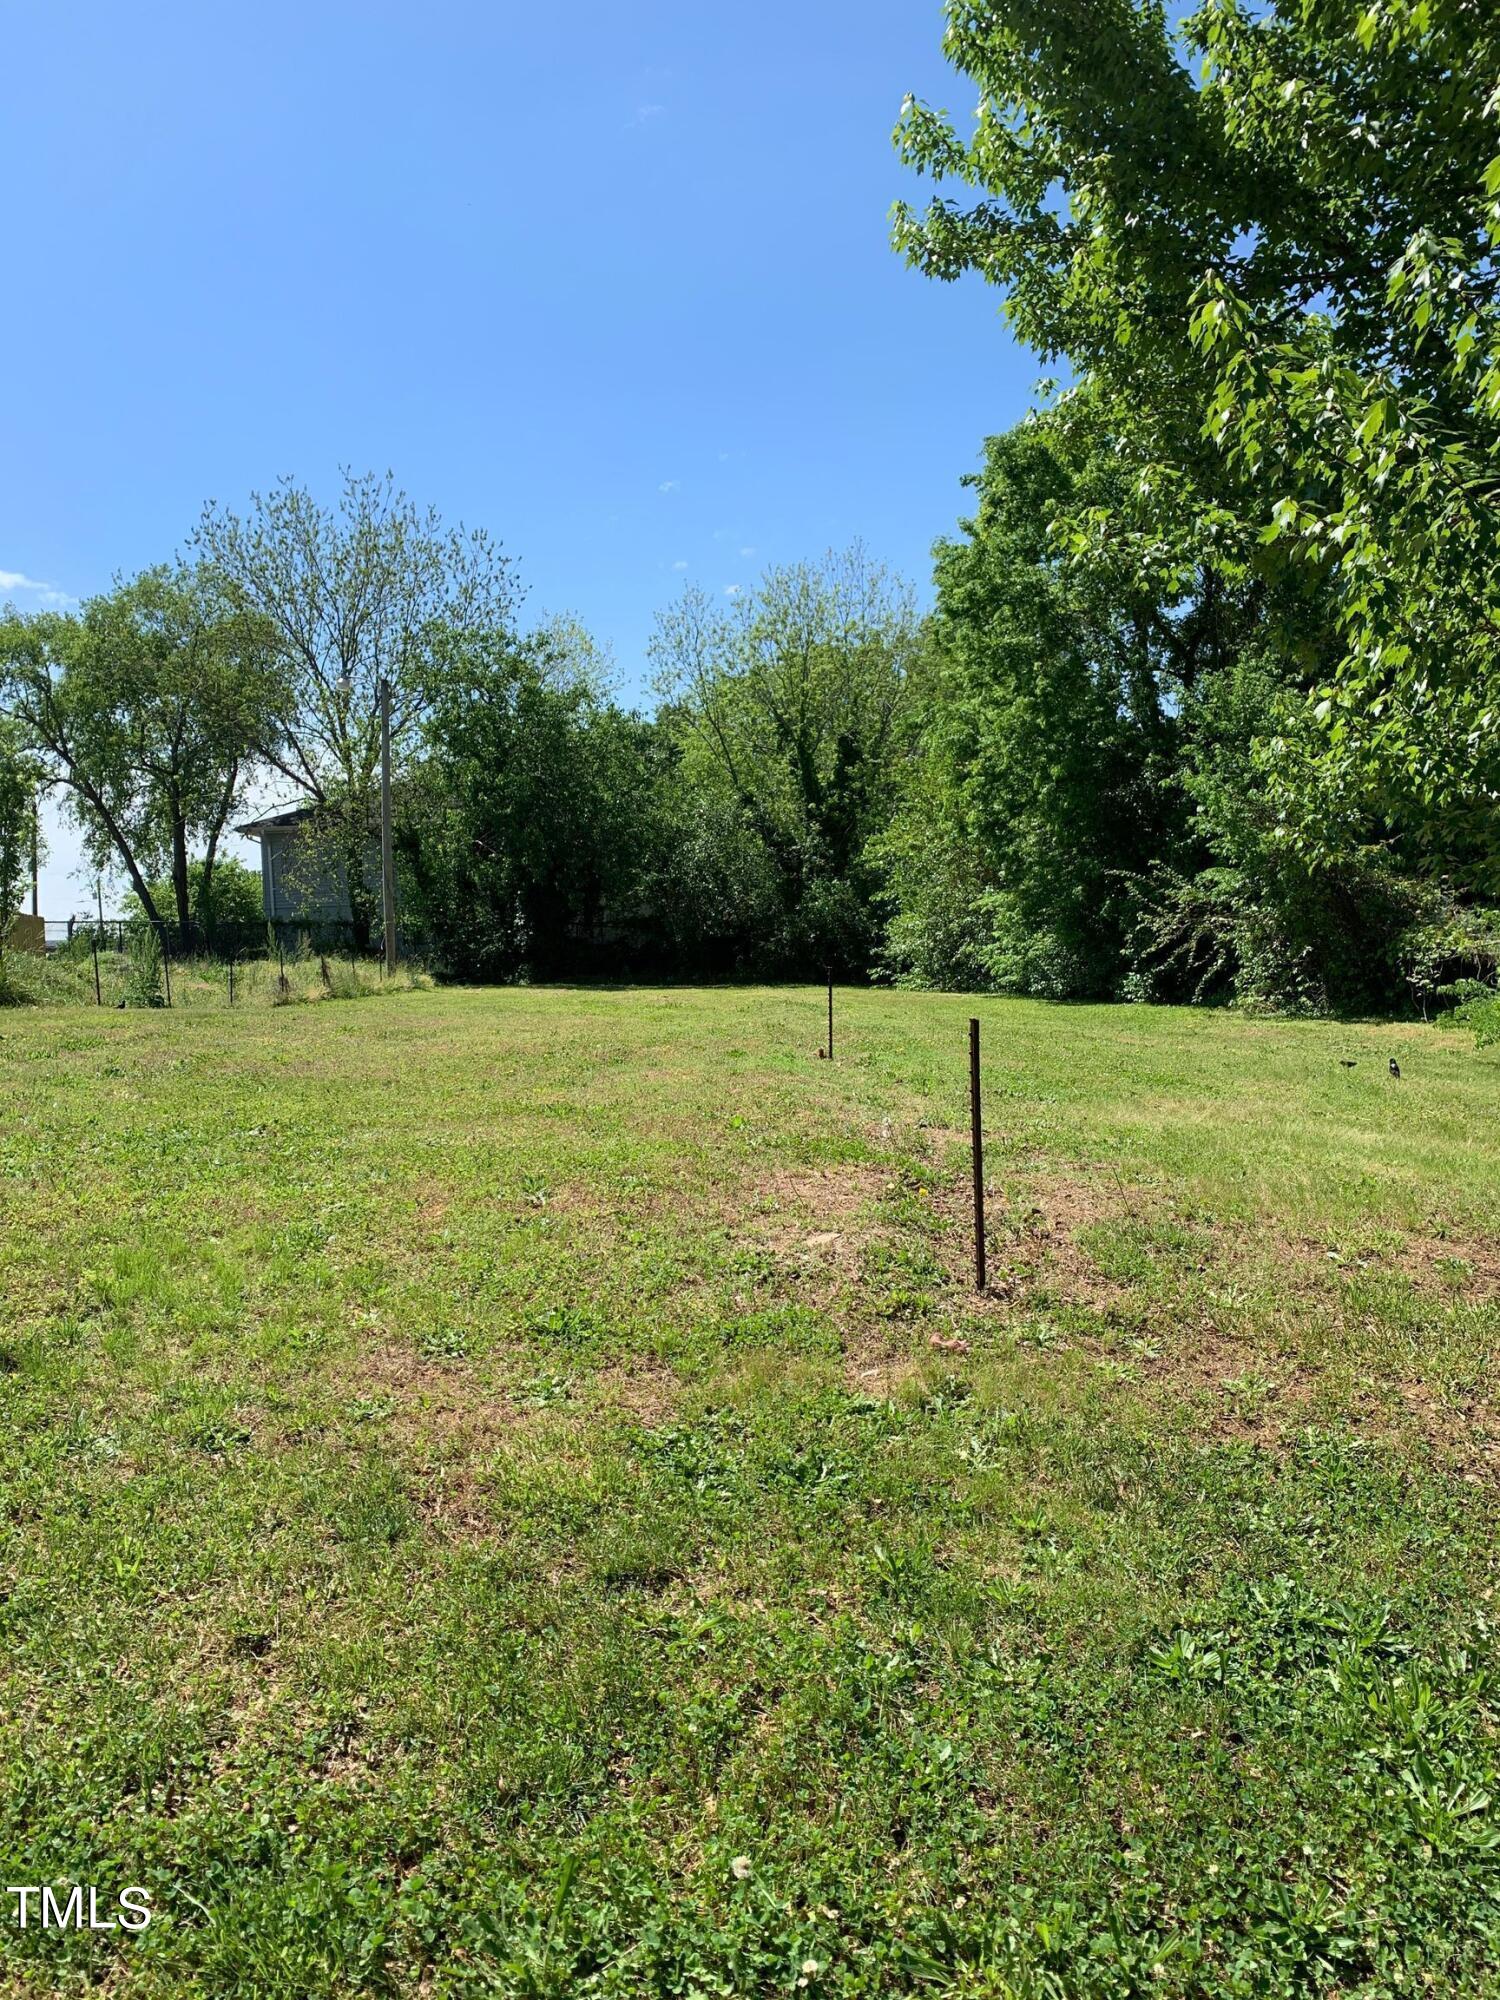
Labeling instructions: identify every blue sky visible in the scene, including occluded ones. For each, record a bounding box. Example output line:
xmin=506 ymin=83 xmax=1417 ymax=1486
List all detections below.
xmin=3 ymin=0 xmax=1033 ymax=916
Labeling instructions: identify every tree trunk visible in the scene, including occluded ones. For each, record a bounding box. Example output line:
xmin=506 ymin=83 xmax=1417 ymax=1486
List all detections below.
xmin=171 ymin=813 xmax=192 ymax=946
xmin=68 ymin=778 xmax=167 ymax=930
xmin=198 ymin=761 xmax=239 ymax=945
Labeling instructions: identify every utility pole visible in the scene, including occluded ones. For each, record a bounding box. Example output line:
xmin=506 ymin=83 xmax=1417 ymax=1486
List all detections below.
xmin=29 ymin=804 xmax=39 ymax=918
xmin=379 ymin=676 xmax=398 ymax=976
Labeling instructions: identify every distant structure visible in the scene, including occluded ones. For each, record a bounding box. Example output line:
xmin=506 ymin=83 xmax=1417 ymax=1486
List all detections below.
xmin=238 ymin=804 xmax=380 ymax=924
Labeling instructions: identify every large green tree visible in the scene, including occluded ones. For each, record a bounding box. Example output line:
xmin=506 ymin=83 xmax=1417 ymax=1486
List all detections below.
xmin=197 ymin=471 xmax=516 ymax=945
xmin=0 ymin=719 xmax=39 ymax=960
xmin=894 ymin=0 xmax=1500 ymax=888
xmin=400 ymin=623 xmax=660 ymax=980
xmin=875 ymin=390 xmax=1467 ymax=1012
xmin=650 ymin=547 xmax=920 ymax=973
xmin=876 ymin=396 xmax=1253 ymax=996
xmin=0 ymin=568 xmax=274 ymax=933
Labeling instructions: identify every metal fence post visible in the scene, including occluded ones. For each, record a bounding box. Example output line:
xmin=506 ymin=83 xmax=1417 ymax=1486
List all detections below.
xmin=969 ymin=1017 xmax=986 ymax=1293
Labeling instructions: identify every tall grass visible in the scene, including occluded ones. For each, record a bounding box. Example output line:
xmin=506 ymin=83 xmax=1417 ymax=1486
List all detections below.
xmin=0 ymin=937 xmax=430 ymax=1009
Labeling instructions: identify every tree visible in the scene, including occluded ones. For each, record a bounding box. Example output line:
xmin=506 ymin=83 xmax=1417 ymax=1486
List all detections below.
xmin=0 ymin=720 xmax=39 ymax=961
xmin=197 ymin=472 xmax=517 ymax=946
xmin=875 ymin=399 xmax=1221 ymax=996
xmin=893 ymin=0 xmax=1500 ymax=890
xmin=133 ymin=855 xmax=265 ymax=937
xmin=874 ymin=393 xmax=1460 ymax=1012
xmin=400 ymin=625 xmax=660 ymax=980
xmin=650 ymin=548 xmax=920 ymax=973
xmin=0 ymin=568 xmax=274 ymax=934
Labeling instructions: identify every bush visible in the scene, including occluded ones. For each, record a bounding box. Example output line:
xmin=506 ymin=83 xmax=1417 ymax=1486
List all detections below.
xmin=1444 ymin=982 xmax=1500 ymax=1049
xmin=132 ymin=856 xmax=264 ymax=938
xmin=123 ymin=929 xmax=166 ymax=1008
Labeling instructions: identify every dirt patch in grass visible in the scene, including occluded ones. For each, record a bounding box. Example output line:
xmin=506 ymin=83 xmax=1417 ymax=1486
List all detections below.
xmin=734 ymin=1159 xmax=1500 ymax=1471
xmin=1383 ymin=1231 xmax=1500 ymax=1304
xmin=754 ymin=1163 xmax=893 ymax=1230
xmin=748 ymin=1164 xmax=894 ymax=1277
xmin=840 ymin=1332 xmax=930 ymax=1399
xmin=1140 ymin=1323 xmax=1318 ymax=1446
xmin=342 ymin=1342 xmax=523 ymax=1538
xmin=354 ymin=1343 xmax=518 ymax=1442
xmin=590 ymin=1358 xmax=683 ymax=1428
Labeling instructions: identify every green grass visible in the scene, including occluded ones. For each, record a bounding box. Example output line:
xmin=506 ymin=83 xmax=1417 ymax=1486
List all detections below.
xmin=1 ymin=985 xmax=1498 ymax=1996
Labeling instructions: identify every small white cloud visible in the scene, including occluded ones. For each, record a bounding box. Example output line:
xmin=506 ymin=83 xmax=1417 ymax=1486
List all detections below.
xmin=658 ymin=479 xmax=679 ymax=494
xmin=738 ymin=545 xmax=756 ymax=558
xmin=717 ymin=452 xmax=731 ymax=463
xmin=672 ymin=559 xmax=689 ymax=571
xmin=724 ymin=583 xmax=742 ymax=597
xmin=0 ymin=568 xmax=73 ymax=607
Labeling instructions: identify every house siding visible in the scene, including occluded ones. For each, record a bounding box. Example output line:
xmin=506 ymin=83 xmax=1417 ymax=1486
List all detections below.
xmin=254 ymin=823 xmax=381 ymax=924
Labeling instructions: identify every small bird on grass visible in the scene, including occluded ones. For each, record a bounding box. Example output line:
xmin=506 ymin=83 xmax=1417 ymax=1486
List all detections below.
xmin=1389 ymin=1058 xmax=1401 ymax=1079
xmin=1339 ymin=1059 xmax=1357 ymax=1068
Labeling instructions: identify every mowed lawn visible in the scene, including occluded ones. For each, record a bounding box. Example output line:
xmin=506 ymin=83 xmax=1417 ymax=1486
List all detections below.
xmin=1 ymin=985 xmax=1498 ymax=1998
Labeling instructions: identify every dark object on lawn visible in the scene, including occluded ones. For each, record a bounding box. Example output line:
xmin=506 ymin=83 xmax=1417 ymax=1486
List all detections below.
xmin=820 ymin=967 xmax=834 ymax=1061
xmin=1339 ymin=1060 xmax=1356 ymax=1068
xmin=1390 ymin=1058 xmax=1401 ymax=1078
xmin=320 ymin=955 xmax=332 ymax=991
xmin=969 ymin=1016 xmax=986 ymax=1294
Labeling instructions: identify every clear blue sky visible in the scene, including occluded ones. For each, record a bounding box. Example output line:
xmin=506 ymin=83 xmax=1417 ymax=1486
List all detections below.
xmin=3 ymin=0 xmax=1032 ymax=916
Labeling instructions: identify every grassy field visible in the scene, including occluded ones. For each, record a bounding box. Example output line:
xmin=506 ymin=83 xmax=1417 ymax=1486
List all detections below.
xmin=1 ymin=984 xmax=1498 ymax=1997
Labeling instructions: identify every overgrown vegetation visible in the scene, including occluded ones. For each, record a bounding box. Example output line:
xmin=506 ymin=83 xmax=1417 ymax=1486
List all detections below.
xmin=886 ymin=0 xmax=1500 ymax=1006
xmin=1 ymin=986 xmax=1496 ymax=1993
xmin=0 ymin=933 xmax=427 ymax=1009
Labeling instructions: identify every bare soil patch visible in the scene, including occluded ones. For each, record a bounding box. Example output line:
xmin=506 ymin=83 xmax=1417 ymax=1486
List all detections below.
xmin=738 ymin=1159 xmax=1500 ymax=1472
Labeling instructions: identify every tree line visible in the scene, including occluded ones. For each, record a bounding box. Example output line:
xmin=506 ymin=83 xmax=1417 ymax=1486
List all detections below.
xmin=0 ymin=476 xmax=921 ymax=982
xmin=883 ymin=0 xmax=1500 ymax=1011
xmin=5 ymin=0 xmax=1499 ymax=1011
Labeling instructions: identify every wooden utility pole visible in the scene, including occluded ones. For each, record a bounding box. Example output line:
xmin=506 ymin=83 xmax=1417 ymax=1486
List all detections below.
xmin=379 ymin=676 xmax=397 ymax=977
xmin=29 ymin=805 xmax=39 ymax=917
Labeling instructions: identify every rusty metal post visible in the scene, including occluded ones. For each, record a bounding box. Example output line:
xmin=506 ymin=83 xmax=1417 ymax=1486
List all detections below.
xmin=969 ymin=1016 xmax=986 ymax=1293
xmin=826 ymin=968 xmax=834 ymax=1061
xmin=92 ymin=936 xmax=101 ymax=1006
